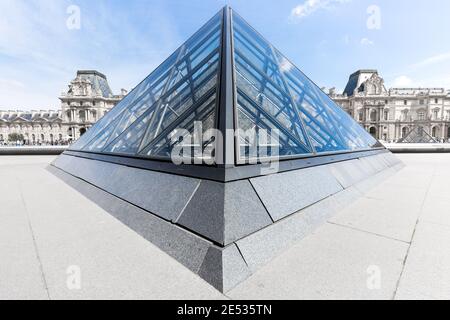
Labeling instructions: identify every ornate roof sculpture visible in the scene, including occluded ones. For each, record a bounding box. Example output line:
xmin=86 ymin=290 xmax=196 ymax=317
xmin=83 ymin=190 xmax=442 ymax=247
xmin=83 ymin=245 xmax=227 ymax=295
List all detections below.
xmin=343 ymin=70 xmax=387 ymax=97
xmin=50 ymin=7 xmax=402 ymax=292
xmin=67 ymin=70 xmax=115 ymax=98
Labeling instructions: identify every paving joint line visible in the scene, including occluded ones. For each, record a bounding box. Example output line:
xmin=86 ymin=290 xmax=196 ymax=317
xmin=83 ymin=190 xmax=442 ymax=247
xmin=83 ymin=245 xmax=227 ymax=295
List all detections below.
xmin=326 ymin=221 xmax=410 ymax=244
xmin=18 ymin=178 xmax=51 ymax=300
xmin=391 ymin=165 xmax=436 ymax=300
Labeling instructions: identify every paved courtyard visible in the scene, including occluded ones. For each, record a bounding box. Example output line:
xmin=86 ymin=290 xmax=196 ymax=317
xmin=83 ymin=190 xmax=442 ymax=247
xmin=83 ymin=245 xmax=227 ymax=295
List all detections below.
xmin=0 ymin=154 xmax=449 ymax=299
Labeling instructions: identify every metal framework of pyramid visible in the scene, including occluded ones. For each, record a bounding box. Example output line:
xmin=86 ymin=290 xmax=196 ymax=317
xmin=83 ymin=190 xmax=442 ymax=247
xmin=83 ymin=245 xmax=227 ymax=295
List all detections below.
xmin=398 ymin=126 xmax=437 ymax=143
xmin=50 ymin=6 xmax=403 ymax=292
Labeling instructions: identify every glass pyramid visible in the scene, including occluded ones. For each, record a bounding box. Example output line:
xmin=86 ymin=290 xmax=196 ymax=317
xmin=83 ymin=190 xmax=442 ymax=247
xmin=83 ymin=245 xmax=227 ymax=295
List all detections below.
xmin=398 ymin=126 xmax=437 ymax=143
xmin=69 ymin=7 xmax=382 ymax=165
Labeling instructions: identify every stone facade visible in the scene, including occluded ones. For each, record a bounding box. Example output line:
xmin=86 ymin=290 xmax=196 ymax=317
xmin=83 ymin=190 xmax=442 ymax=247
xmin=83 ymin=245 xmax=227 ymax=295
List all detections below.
xmin=0 ymin=110 xmax=63 ymax=145
xmin=0 ymin=70 xmax=125 ymax=145
xmin=329 ymin=70 xmax=450 ymax=142
xmin=3 ymin=68 xmax=450 ymax=145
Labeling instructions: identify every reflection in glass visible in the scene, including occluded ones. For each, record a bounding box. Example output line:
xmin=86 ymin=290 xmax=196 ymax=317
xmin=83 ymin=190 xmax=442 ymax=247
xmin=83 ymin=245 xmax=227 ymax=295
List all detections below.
xmin=70 ymin=11 xmax=222 ymax=163
xmin=232 ymin=12 xmax=380 ymax=160
xmin=69 ymin=8 xmax=381 ymax=165
xmin=232 ymin=13 xmax=313 ymax=160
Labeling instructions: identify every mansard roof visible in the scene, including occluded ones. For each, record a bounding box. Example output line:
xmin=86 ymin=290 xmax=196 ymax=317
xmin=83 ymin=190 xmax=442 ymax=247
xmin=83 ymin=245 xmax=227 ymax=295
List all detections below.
xmin=343 ymin=69 xmax=389 ymax=97
xmin=77 ymin=70 xmax=107 ymax=79
xmin=343 ymin=69 xmax=379 ymax=96
xmin=65 ymin=70 xmax=114 ymax=98
xmin=0 ymin=110 xmax=62 ymax=124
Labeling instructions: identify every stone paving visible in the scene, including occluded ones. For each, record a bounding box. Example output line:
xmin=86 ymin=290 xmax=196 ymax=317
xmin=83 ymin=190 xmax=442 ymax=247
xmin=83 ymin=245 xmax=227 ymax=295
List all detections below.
xmin=0 ymin=154 xmax=449 ymax=299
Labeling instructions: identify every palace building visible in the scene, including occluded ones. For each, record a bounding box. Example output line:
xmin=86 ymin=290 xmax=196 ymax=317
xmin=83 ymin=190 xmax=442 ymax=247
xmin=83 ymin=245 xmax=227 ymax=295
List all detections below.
xmin=0 ymin=70 xmax=125 ymax=144
xmin=2 ymin=68 xmax=450 ymax=145
xmin=329 ymin=69 xmax=450 ymax=142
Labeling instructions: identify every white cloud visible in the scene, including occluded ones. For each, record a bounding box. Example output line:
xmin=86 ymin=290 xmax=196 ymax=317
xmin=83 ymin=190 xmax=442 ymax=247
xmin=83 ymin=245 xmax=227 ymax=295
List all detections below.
xmin=393 ymin=75 xmax=413 ymax=87
xmin=0 ymin=78 xmax=25 ymax=88
xmin=387 ymin=74 xmax=450 ymax=89
xmin=426 ymin=76 xmax=450 ymax=89
xmin=343 ymin=35 xmax=350 ymax=45
xmin=411 ymin=52 xmax=450 ymax=68
xmin=360 ymin=38 xmax=374 ymax=46
xmin=290 ymin=0 xmax=351 ymax=21
xmin=0 ymin=0 xmax=181 ymax=110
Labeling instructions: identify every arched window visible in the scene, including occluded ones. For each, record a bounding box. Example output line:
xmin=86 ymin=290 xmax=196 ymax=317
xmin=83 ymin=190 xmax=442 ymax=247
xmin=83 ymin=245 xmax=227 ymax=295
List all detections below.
xmin=79 ymin=110 xmax=86 ymax=122
xmin=369 ymin=127 xmax=377 ymax=138
xmin=433 ymin=109 xmax=439 ymax=120
xmin=401 ymin=127 xmax=409 ymax=138
xmin=402 ymin=109 xmax=409 ymax=121
xmin=431 ymin=126 xmax=440 ymax=138
xmin=358 ymin=110 xmax=364 ymax=121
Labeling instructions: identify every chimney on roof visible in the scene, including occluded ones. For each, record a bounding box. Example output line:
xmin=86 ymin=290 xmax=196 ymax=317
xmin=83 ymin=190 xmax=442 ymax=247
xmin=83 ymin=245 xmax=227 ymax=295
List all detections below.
xmin=329 ymin=87 xmax=336 ymax=95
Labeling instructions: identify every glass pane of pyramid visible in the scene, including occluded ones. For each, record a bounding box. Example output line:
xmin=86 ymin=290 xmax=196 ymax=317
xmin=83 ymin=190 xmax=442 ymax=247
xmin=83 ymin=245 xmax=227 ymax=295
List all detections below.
xmin=69 ymin=48 xmax=180 ymax=151
xmin=69 ymin=11 xmax=222 ymax=161
xmin=232 ymin=12 xmax=313 ymax=160
xmin=232 ymin=12 xmax=381 ymax=160
xmin=399 ymin=126 xmax=437 ymax=143
xmin=82 ymin=115 xmax=122 ymax=152
xmin=137 ymin=14 xmax=221 ymax=160
xmin=102 ymin=107 xmax=154 ymax=155
xmin=276 ymin=53 xmax=380 ymax=151
xmin=139 ymin=89 xmax=217 ymax=161
xmin=69 ymin=7 xmax=382 ymax=167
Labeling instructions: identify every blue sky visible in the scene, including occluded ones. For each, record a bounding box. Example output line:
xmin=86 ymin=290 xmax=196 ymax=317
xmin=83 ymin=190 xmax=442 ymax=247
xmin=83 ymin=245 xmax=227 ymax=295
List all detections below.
xmin=1 ymin=0 xmax=450 ymax=109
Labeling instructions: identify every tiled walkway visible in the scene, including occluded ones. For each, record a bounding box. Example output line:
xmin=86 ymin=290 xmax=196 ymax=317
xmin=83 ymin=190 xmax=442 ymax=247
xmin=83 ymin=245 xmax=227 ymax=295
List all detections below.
xmin=0 ymin=154 xmax=449 ymax=299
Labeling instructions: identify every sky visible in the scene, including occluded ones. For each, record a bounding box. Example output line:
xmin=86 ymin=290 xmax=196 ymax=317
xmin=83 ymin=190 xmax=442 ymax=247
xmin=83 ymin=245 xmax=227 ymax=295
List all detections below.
xmin=1 ymin=0 xmax=450 ymax=110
